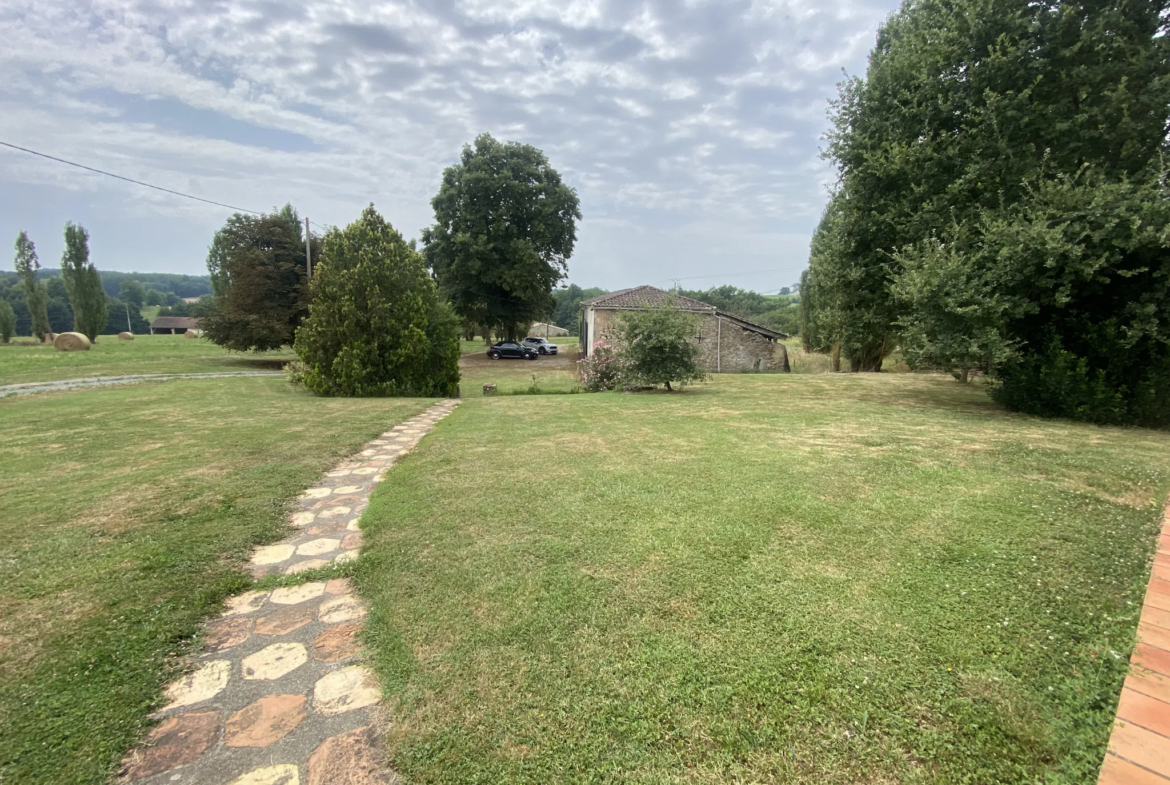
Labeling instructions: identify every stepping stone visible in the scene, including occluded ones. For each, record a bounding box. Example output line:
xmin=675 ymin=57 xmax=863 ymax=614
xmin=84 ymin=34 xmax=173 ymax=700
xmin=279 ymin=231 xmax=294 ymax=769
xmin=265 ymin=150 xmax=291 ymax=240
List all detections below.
xmin=254 ymin=605 xmax=315 ymax=636
xmin=242 ymin=642 xmax=308 ymax=680
xmin=252 ymin=544 xmax=295 ymax=565
xmin=333 ymin=485 xmax=364 ymax=495
xmin=300 ymin=487 xmax=332 ymax=499
xmin=223 ymin=591 xmax=269 ymax=617
xmin=270 ymin=582 xmax=326 ymax=605
xmin=307 ymin=725 xmax=393 ymax=784
xmin=297 ymin=538 xmax=340 ymax=556
xmin=225 ymin=694 xmax=307 ymax=747
xmin=325 ymin=578 xmax=352 ymax=594
xmin=319 ymin=506 xmax=352 ymax=519
xmin=333 ymin=550 xmax=359 ymax=565
xmin=206 ymin=618 xmax=252 ymax=651
xmin=325 ymin=469 xmax=352 ymax=477
xmin=228 ymin=765 xmax=300 ymax=785
xmin=347 ymin=519 xmax=361 ymax=531
xmin=121 ymin=710 xmax=220 ymax=780
xmin=341 ymin=533 xmax=362 ymax=550
xmin=313 ymin=622 xmax=362 ymax=662
xmin=291 ymin=511 xmax=316 ymax=527
xmin=286 ymin=558 xmax=330 ymax=574
xmin=313 ymin=666 xmax=380 ymax=715
xmin=164 ymin=660 xmax=231 ymax=709
xmin=352 ymin=467 xmax=378 ymax=475
xmin=319 ymin=595 xmax=366 ymax=624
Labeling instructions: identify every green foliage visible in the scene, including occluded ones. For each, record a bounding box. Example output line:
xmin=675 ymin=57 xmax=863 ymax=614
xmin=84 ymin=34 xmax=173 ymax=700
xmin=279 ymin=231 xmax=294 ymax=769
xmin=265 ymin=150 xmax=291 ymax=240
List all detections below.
xmin=118 ymin=279 xmax=145 ymax=310
xmin=143 ymin=288 xmax=166 ymax=307
xmin=13 ymin=232 xmax=50 ymax=341
xmin=552 ymin=284 xmax=607 ymax=332
xmin=0 ymin=300 xmax=15 ymax=343
xmin=422 ymin=133 xmax=582 ymax=339
xmin=678 ymin=285 xmax=800 ymax=336
xmin=809 ymin=0 xmax=1170 ymax=418
xmin=576 ymin=339 xmax=624 ymax=391
xmin=294 ymin=205 xmax=461 ymax=397
xmin=202 ymin=205 xmax=314 ymax=352
xmin=102 ymin=297 xmax=150 ymax=335
xmin=614 ymin=307 xmax=707 ymax=391
xmin=61 ymin=223 xmax=108 ymax=342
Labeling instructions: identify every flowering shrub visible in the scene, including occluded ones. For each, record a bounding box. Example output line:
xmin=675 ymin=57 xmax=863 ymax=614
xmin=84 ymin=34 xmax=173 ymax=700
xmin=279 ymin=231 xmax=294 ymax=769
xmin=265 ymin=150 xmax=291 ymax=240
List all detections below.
xmin=577 ymin=340 xmax=624 ymax=391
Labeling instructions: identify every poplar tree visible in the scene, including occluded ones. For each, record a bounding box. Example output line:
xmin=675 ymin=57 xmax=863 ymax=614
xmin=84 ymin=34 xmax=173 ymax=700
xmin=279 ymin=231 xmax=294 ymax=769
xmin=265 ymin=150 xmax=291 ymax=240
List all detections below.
xmin=61 ymin=222 xmax=108 ymax=342
xmin=13 ymin=232 xmax=50 ymax=341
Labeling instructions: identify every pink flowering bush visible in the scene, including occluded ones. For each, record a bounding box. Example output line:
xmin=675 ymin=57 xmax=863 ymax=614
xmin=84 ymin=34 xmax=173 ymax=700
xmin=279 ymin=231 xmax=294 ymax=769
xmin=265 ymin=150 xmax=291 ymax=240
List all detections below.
xmin=577 ymin=340 xmax=624 ymax=391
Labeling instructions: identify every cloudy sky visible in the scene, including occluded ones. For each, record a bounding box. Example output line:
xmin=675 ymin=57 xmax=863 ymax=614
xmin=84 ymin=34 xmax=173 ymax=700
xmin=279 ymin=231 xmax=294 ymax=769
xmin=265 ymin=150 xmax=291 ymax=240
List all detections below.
xmin=0 ymin=0 xmax=896 ymax=293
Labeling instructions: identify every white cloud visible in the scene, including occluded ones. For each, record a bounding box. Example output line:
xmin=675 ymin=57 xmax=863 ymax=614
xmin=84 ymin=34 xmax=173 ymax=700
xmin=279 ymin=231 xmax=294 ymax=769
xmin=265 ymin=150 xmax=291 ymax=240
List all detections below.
xmin=0 ymin=0 xmax=895 ymax=286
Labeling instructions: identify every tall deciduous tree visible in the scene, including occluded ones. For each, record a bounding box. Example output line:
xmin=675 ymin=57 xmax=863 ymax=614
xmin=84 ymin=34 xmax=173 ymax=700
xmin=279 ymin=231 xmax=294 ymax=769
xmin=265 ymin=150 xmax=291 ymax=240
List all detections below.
xmin=0 ymin=300 xmax=15 ymax=343
xmin=809 ymin=0 xmax=1170 ymax=423
xmin=61 ymin=223 xmax=108 ymax=342
xmin=422 ymin=133 xmax=581 ymax=340
xmin=294 ymin=205 xmax=460 ymax=397
xmin=13 ymin=232 xmax=50 ymax=341
xmin=203 ymin=205 xmax=316 ymax=351
xmin=119 ymin=279 xmax=146 ymax=310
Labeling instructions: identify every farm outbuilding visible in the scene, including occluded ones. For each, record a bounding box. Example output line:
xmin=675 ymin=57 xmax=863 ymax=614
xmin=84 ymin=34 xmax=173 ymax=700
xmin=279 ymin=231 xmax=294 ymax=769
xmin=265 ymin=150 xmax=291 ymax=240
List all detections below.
xmin=149 ymin=317 xmax=202 ymax=335
xmin=579 ymin=286 xmax=789 ymax=373
xmin=528 ymin=321 xmax=570 ymax=337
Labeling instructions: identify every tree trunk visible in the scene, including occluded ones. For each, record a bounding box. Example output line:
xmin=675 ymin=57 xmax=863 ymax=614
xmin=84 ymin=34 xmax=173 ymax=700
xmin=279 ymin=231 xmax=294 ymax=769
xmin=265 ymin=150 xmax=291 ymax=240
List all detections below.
xmin=830 ymin=344 xmax=841 ymax=372
xmin=959 ymin=368 xmax=970 ymax=383
xmin=665 ymin=381 xmax=673 ymax=391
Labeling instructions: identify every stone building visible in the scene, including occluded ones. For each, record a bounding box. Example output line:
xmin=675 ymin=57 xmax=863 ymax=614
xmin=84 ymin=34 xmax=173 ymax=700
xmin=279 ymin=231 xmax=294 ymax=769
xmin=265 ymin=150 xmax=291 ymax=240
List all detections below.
xmin=579 ymin=286 xmax=790 ymax=372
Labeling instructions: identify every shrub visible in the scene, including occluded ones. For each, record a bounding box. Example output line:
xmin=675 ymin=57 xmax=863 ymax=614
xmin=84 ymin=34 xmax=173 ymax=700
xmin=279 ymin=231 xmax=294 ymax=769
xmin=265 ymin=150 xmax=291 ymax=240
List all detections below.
xmin=293 ymin=205 xmax=460 ymax=397
xmin=577 ymin=340 xmax=624 ymax=391
xmin=0 ymin=300 xmax=15 ymax=343
xmin=614 ymin=307 xmax=707 ymax=391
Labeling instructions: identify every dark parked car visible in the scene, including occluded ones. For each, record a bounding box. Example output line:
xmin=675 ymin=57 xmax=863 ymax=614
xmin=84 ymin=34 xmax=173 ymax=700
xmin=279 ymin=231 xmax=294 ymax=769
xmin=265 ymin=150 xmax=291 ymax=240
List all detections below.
xmin=522 ymin=337 xmax=559 ymax=355
xmin=487 ymin=341 xmax=538 ymax=360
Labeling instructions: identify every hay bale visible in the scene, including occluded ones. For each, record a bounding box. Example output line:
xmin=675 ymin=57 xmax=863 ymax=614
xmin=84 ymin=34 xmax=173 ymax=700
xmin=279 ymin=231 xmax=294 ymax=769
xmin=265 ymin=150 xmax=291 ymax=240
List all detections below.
xmin=118 ymin=331 xmax=134 ymax=341
xmin=184 ymin=329 xmax=200 ymax=339
xmin=54 ymin=332 xmax=91 ymax=352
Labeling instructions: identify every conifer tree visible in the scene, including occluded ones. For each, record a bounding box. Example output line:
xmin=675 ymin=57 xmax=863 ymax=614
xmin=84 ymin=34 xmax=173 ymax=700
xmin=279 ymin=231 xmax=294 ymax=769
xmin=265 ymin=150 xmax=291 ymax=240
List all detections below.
xmin=13 ymin=231 xmax=50 ymax=341
xmin=61 ymin=222 xmax=108 ymax=342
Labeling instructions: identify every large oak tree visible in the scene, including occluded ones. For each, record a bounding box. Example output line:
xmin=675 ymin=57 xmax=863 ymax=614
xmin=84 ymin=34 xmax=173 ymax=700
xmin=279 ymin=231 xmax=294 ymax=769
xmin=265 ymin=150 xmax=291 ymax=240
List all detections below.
xmin=422 ymin=134 xmax=581 ymax=340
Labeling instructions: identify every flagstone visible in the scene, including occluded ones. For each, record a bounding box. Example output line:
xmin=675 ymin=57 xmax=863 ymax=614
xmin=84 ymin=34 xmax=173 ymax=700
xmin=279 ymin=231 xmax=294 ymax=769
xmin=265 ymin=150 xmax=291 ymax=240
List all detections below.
xmin=223 ymin=591 xmax=269 ymax=617
xmin=291 ymin=511 xmax=316 ymax=527
xmin=164 ymin=660 xmax=231 ymax=709
xmin=352 ymin=467 xmax=378 ymax=475
xmin=341 ymin=533 xmax=362 ymax=550
xmin=252 ymin=544 xmax=295 ymax=565
xmin=286 ymin=558 xmax=331 ymax=574
xmin=333 ymin=485 xmax=364 ymax=495
xmin=225 ymin=694 xmax=307 ymax=747
xmin=121 ymin=710 xmax=220 ymax=780
xmin=300 ymin=487 xmax=332 ymax=499
xmin=313 ymin=623 xmax=362 ymax=662
xmin=307 ymin=725 xmax=395 ymax=785
xmin=319 ymin=594 xmax=366 ymax=624
xmin=206 ymin=618 xmax=253 ymax=651
xmin=347 ymin=519 xmax=361 ymax=531
xmin=254 ymin=605 xmax=316 ymax=636
xmin=319 ymin=506 xmax=352 ymax=519
xmin=228 ymin=765 xmax=300 ymax=785
xmin=270 ymin=582 xmax=326 ymax=605
xmin=333 ymin=549 xmax=360 ymax=565
xmin=325 ymin=578 xmax=352 ymax=594
xmin=325 ymin=469 xmax=352 ymax=477
xmin=297 ymin=538 xmax=340 ymax=556
xmin=242 ymin=642 xmax=308 ymax=680
xmin=313 ymin=666 xmax=380 ymax=715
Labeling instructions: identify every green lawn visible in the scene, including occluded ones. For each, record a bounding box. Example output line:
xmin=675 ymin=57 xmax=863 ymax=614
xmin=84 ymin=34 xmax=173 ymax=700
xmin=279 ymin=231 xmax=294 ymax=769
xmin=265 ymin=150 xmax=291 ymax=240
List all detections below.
xmin=0 ymin=378 xmax=433 ymax=784
xmin=0 ymin=334 xmax=293 ymax=385
xmin=357 ymin=373 xmax=1170 ymax=783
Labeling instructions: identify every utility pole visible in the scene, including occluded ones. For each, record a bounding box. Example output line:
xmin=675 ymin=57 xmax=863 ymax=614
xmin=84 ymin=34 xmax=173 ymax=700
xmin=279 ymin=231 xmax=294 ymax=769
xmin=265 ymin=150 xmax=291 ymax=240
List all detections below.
xmin=125 ymin=302 xmax=132 ymax=333
xmin=305 ymin=217 xmax=312 ymax=280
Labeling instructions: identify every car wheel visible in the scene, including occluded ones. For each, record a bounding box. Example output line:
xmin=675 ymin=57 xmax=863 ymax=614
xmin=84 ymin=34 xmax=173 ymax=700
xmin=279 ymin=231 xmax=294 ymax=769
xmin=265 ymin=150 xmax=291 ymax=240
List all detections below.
xmin=526 ymin=353 xmax=537 ymax=360
xmin=489 ymin=351 xmax=501 ymax=360
xmin=538 ymin=347 xmax=548 ymax=354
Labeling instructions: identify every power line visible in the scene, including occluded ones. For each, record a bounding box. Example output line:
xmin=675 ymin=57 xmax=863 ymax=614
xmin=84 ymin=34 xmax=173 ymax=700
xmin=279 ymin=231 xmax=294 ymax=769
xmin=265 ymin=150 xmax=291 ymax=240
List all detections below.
xmin=0 ymin=140 xmax=266 ymax=216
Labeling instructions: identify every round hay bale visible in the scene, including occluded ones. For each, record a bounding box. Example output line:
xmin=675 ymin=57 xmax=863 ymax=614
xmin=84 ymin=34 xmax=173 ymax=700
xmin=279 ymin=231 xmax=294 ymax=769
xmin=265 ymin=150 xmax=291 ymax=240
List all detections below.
xmin=54 ymin=332 xmax=91 ymax=352
xmin=184 ymin=329 xmax=199 ymax=339
xmin=117 ymin=331 xmax=134 ymax=341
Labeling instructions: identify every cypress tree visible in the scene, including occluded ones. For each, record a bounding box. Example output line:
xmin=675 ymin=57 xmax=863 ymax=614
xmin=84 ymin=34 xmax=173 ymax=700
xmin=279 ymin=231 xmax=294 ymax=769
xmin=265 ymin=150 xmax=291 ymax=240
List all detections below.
xmin=13 ymin=232 xmax=50 ymax=341
xmin=61 ymin=222 xmax=107 ymax=342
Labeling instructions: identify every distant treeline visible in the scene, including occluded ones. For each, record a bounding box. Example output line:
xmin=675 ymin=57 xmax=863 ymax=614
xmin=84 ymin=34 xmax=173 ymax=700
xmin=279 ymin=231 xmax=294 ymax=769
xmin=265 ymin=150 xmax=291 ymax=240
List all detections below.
xmin=28 ymin=269 xmax=213 ymax=300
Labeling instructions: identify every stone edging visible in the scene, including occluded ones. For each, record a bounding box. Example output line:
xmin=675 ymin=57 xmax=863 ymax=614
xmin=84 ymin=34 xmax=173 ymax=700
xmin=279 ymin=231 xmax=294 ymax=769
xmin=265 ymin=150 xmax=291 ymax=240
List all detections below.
xmin=118 ymin=399 xmax=458 ymax=785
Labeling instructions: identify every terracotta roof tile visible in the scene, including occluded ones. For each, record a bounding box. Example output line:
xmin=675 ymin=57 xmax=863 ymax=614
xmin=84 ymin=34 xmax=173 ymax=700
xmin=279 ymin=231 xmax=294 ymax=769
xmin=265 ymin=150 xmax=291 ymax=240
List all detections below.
xmin=579 ymin=285 xmax=715 ymax=312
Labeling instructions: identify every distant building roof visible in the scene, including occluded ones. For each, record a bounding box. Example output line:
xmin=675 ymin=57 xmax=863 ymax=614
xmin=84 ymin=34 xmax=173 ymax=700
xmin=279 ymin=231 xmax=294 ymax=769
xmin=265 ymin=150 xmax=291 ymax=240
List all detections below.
xmin=580 ymin=284 xmax=789 ymax=340
xmin=150 ymin=317 xmax=202 ymax=330
xmin=580 ymin=286 xmax=715 ymax=313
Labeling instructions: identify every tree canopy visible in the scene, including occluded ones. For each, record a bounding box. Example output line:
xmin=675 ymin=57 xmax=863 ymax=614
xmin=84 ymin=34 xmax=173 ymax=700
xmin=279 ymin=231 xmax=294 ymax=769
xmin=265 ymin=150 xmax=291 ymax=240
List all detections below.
xmin=60 ymin=223 xmax=108 ymax=342
xmin=202 ymin=206 xmax=315 ymax=352
xmin=615 ymin=307 xmax=707 ymax=391
xmin=13 ymin=232 xmax=50 ymax=341
xmin=422 ymin=133 xmax=581 ymax=340
xmin=294 ymin=205 xmax=460 ymax=397
xmin=806 ymin=0 xmax=1170 ymax=423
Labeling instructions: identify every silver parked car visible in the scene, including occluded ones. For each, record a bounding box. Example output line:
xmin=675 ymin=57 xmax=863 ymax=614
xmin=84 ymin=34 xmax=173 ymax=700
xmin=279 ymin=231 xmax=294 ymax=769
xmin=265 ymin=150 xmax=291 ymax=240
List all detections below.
xmin=522 ymin=337 xmax=559 ymax=355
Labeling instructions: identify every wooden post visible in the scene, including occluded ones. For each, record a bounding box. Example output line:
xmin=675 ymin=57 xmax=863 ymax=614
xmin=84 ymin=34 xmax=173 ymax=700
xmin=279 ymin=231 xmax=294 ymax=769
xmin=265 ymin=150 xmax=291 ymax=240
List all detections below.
xmin=305 ymin=217 xmax=312 ymax=280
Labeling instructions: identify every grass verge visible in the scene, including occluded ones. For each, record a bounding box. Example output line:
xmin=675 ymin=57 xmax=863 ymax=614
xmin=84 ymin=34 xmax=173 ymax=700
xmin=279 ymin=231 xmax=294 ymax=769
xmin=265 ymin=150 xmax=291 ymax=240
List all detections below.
xmin=0 ymin=334 xmax=293 ymax=385
xmin=357 ymin=373 xmax=1170 ymax=783
xmin=0 ymin=377 xmax=431 ymax=784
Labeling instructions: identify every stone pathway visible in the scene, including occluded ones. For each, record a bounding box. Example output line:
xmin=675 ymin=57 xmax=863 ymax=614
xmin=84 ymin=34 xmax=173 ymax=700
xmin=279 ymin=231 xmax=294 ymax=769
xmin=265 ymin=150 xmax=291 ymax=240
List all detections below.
xmin=119 ymin=400 xmax=458 ymax=785
xmin=1099 ymin=503 xmax=1170 ymax=784
xmin=0 ymin=372 xmax=283 ymax=398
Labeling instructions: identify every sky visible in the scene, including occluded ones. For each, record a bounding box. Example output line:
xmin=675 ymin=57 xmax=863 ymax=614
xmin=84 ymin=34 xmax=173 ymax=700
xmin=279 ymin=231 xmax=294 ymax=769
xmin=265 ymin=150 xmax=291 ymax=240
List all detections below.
xmin=0 ymin=0 xmax=898 ymax=294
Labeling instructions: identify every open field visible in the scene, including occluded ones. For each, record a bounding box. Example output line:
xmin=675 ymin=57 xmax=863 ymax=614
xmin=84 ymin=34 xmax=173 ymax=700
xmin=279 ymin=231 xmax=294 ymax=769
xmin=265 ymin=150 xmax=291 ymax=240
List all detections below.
xmin=458 ymin=341 xmax=581 ymax=394
xmin=357 ymin=373 xmax=1170 ymax=783
xmin=0 ymin=334 xmax=293 ymax=385
xmin=0 ymin=378 xmax=432 ymax=784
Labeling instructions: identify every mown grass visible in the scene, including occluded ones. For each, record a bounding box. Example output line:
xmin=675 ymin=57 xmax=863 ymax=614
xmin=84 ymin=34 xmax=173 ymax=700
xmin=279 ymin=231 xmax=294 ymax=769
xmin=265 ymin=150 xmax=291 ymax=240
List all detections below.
xmin=0 ymin=334 xmax=293 ymax=385
xmin=357 ymin=373 xmax=1170 ymax=784
xmin=0 ymin=378 xmax=432 ymax=784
